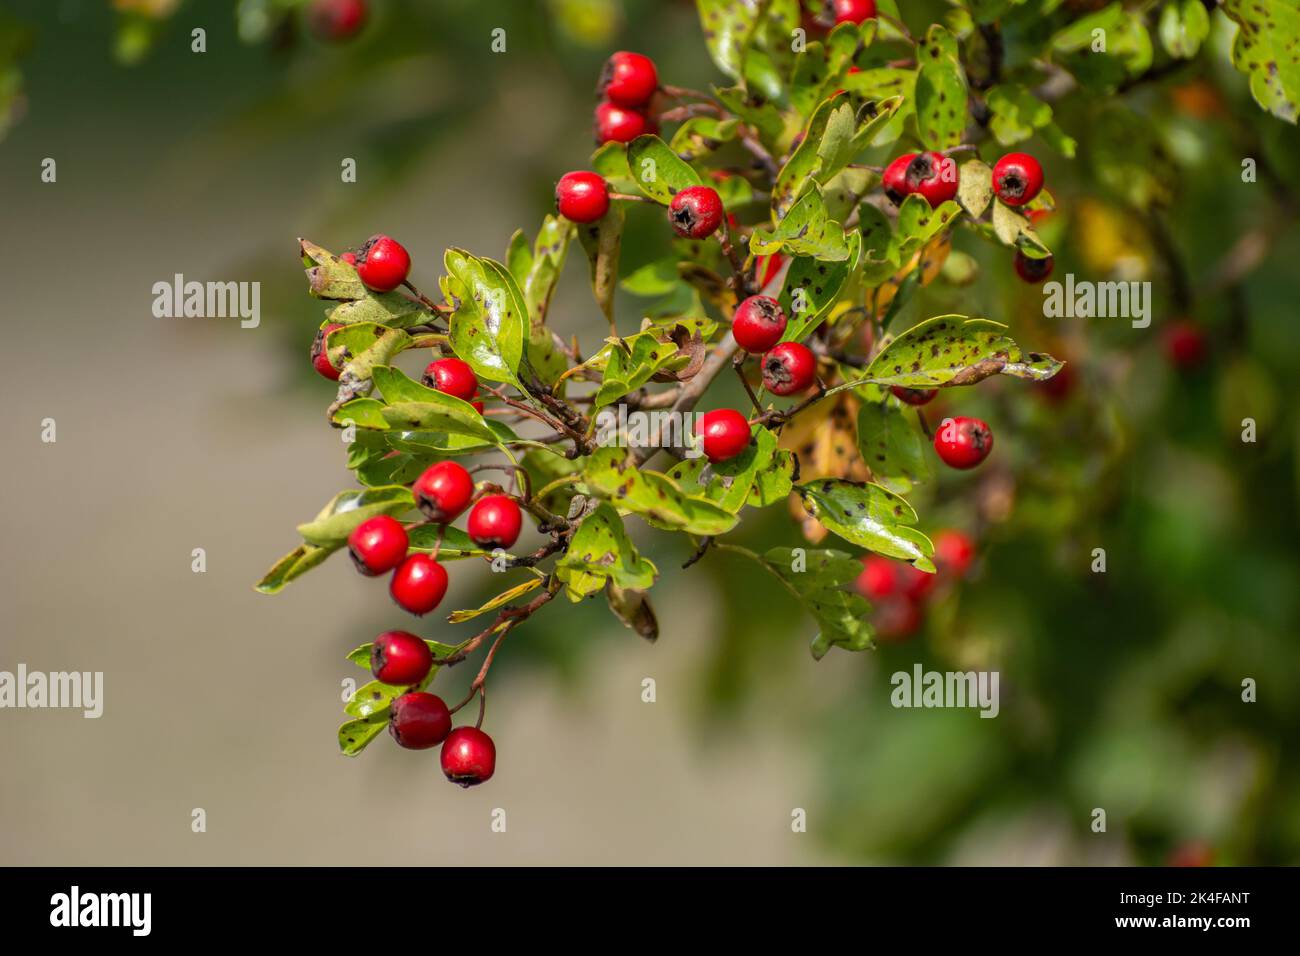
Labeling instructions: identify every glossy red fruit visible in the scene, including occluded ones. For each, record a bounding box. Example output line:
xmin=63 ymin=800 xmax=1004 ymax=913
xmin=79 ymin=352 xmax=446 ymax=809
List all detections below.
xmin=899 ymin=563 xmax=936 ymax=600
xmin=832 ymin=0 xmax=877 ymax=24
xmin=441 ymin=726 xmax=496 ymax=787
xmin=668 ymin=185 xmax=724 ymax=239
xmin=390 ymin=554 xmax=449 ymax=616
xmin=873 ymin=595 xmax=922 ymax=642
xmin=413 ymin=461 xmax=474 ymax=523
xmin=594 ymin=101 xmax=654 ymax=144
xmin=854 ymin=555 xmax=897 ymax=600
xmin=467 ymin=495 xmax=523 ymax=550
xmin=422 ymin=357 xmax=479 ymax=402
xmin=555 ymin=171 xmax=611 ymax=223
xmin=311 ymin=322 xmax=345 ymax=381
xmin=370 ymin=630 xmax=433 ymax=685
xmin=697 ymin=409 xmax=751 ymax=463
xmin=992 ymin=152 xmax=1045 ymax=207
xmin=356 ymin=235 xmax=411 ymax=292
xmin=882 ymin=152 xmax=918 ymax=205
xmin=933 ymin=529 xmax=976 ymax=578
xmin=347 ymin=515 xmax=409 ymax=576
xmin=934 ymin=416 xmax=994 ymax=469
xmin=762 ymin=341 xmax=816 ymax=396
xmin=307 ymin=0 xmax=367 ymax=41
xmin=1163 ymin=320 xmax=1207 ymax=369
xmin=388 ymin=692 xmax=452 ymax=750
xmin=882 ymin=152 xmax=958 ymax=207
xmin=891 ymin=386 xmax=938 ymax=405
xmin=598 ymin=51 xmax=658 ymax=108
xmin=732 ymin=295 xmax=788 ymax=353
xmin=1014 ymin=250 xmax=1054 ymax=284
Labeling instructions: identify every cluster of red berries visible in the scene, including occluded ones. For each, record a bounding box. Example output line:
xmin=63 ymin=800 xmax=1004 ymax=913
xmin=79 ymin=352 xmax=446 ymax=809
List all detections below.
xmin=312 ymin=235 xmax=418 ymax=380
xmin=854 ymin=529 xmax=975 ymax=640
xmin=366 ymin=631 xmax=496 ymax=786
xmin=594 ymin=51 xmax=659 ymax=144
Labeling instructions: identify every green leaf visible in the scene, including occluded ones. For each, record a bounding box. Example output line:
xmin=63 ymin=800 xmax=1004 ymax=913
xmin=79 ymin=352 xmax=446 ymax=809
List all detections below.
xmin=757 ymin=547 xmax=874 ymax=660
xmin=331 ymin=397 xmax=389 ymax=430
xmin=751 ymin=186 xmax=850 ymax=261
xmin=856 ymin=400 xmax=931 ymax=494
xmin=667 ymin=426 xmax=791 ymax=513
xmin=795 ymin=478 xmax=935 ymax=569
xmin=592 ymin=332 xmax=691 ymax=408
xmin=406 ymin=524 xmax=492 ymax=561
xmin=371 ymin=366 xmax=496 ymax=441
xmin=695 ymin=0 xmax=765 ymax=80
xmin=556 ymin=502 xmax=658 ymax=601
xmin=862 ymin=194 xmax=962 ymax=284
xmin=590 ymin=141 xmax=637 ymax=193
xmin=445 ymin=249 xmax=527 ymax=389
xmin=915 ymin=25 xmax=968 ymax=150
xmin=338 ymin=713 xmax=388 ymax=757
xmin=985 ymin=84 xmax=1071 ymax=152
xmin=957 ymin=158 xmax=993 ymax=218
xmin=668 ymin=116 xmax=741 ymax=163
xmin=1051 ymin=4 xmax=1153 ymax=91
xmin=780 ymin=230 xmax=862 ymax=341
xmin=583 ymin=448 xmax=739 ymax=535
xmin=299 ymin=240 xmax=425 ymax=329
xmin=448 ymin=578 xmax=544 ymax=623
xmin=714 ymin=85 xmax=786 ymax=149
xmin=295 ymin=486 xmax=415 ymax=547
xmin=991 ymin=198 xmax=1051 ymax=257
xmin=577 ymin=205 xmax=625 ymax=327
xmin=859 ymin=314 xmax=1064 ymax=389
xmin=255 ymin=542 xmax=337 ymax=594
xmin=1222 ymin=0 xmax=1300 ymax=123
xmin=517 ymin=214 xmax=574 ymax=329
xmin=604 ymin=582 xmax=659 ymax=642
xmin=626 ymin=134 xmax=705 ymax=204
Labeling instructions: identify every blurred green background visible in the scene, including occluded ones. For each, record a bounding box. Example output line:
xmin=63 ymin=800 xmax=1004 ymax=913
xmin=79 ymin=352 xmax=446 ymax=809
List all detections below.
xmin=0 ymin=0 xmax=1297 ymax=865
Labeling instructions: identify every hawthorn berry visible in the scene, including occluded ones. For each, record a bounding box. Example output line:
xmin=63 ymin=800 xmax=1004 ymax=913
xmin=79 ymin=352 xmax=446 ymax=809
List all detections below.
xmin=441 ymin=726 xmax=497 ymax=786
xmin=1014 ymin=250 xmax=1054 ymax=284
xmin=933 ymin=529 xmax=976 ymax=578
xmin=413 ymin=461 xmax=475 ymax=523
xmin=882 ymin=152 xmax=958 ymax=207
xmin=668 ymin=185 xmax=724 ymax=240
xmin=555 ymin=171 xmax=611 ymax=223
xmin=854 ymin=555 xmax=897 ymax=600
xmin=311 ymin=322 xmax=345 ymax=381
xmin=347 ymin=515 xmax=409 ymax=576
xmin=390 ymin=553 xmax=449 ymax=616
xmin=370 ymin=630 xmax=434 ymax=686
xmin=697 ymin=409 xmax=751 ymax=463
xmin=831 ymin=0 xmax=877 ymax=24
xmin=467 ymin=494 xmax=523 ymax=550
xmin=873 ymin=596 xmax=922 ymax=642
xmin=732 ymin=295 xmax=788 ymax=353
xmin=594 ymin=101 xmax=654 ymax=144
xmin=934 ymin=416 xmax=994 ymax=470
xmin=598 ymin=51 xmax=658 ymax=108
xmin=762 ymin=341 xmax=816 ymax=396
xmin=388 ymin=692 xmax=452 ymax=750
xmin=992 ymin=153 xmax=1045 ymax=207
xmin=422 ymin=357 xmax=479 ymax=403
xmin=356 ymin=234 xmax=411 ymax=292
xmin=307 ymin=0 xmax=367 ymax=42
xmin=899 ymin=563 xmax=936 ymax=600
xmin=891 ymin=386 xmax=937 ymax=406
xmin=1163 ymin=320 xmax=1207 ymax=369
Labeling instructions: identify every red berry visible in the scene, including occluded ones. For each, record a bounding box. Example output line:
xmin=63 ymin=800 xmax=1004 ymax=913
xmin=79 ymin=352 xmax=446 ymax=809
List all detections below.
xmin=356 ymin=235 xmax=411 ymax=292
xmin=370 ymin=630 xmax=434 ymax=685
xmin=668 ymin=185 xmax=724 ymax=239
xmin=594 ymin=101 xmax=654 ymax=144
xmin=421 ymin=357 xmax=479 ymax=402
xmin=554 ymin=170 xmax=611 ymax=223
xmin=388 ymin=692 xmax=451 ymax=750
xmin=307 ymin=0 xmax=367 ymax=41
xmin=347 ymin=515 xmax=408 ymax=576
xmin=874 ymin=596 xmax=922 ymax=642
xmin=891 ymin=386 xmax=938 ymax=406
xmin=598 ymin=51 xmax=658 ymax=108
xmin=832 ymin=0 xmax=877 ymax=24
xmin=899 ymin=563 xmax=936 ymax=600
xmin=762 ymin=341 xmax=816 ymax=396
xmin=933 ymin=529 xmax=976 ymax=578
xmin=1163 ymin=320 xmax=1207 ymax=369
xmin=311 ymin=322 xmax=345 ymax=381
xmin=389 ymin=554 xmax=449 ymax=616
xmin=339 ymin=251 xmax=357 ymax=266
xmin=697 ymin=409 xmax=751 ymax=463
xmin=992 ymin=153 xmax=1045 ymax=207
xmin=1014 ymin=250 xmax=1054 ymax=284
xmin=934 ymin=416 xmax=994 ymax=469
xmin=413 ymin=461 xmax=474 ymax=523
xmin=854 ymin=555 xmax=897 ymax=600
xmin=466 ymin=494 xmax=523 ymax=550
xmin=882 ymin=152 xmax=918 ymax=205
xmin=441 ymin=726 xmax=496 ymax=787
xmin=732 ymin=295 xmax=788 ymax=353
xmin=882 ymin=152 xmax=958 ymax=207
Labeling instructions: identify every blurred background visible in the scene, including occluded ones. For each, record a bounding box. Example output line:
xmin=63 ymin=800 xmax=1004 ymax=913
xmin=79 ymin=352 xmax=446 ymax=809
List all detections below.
xmin=0 ymin=0 xmax=1297 ymax=866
